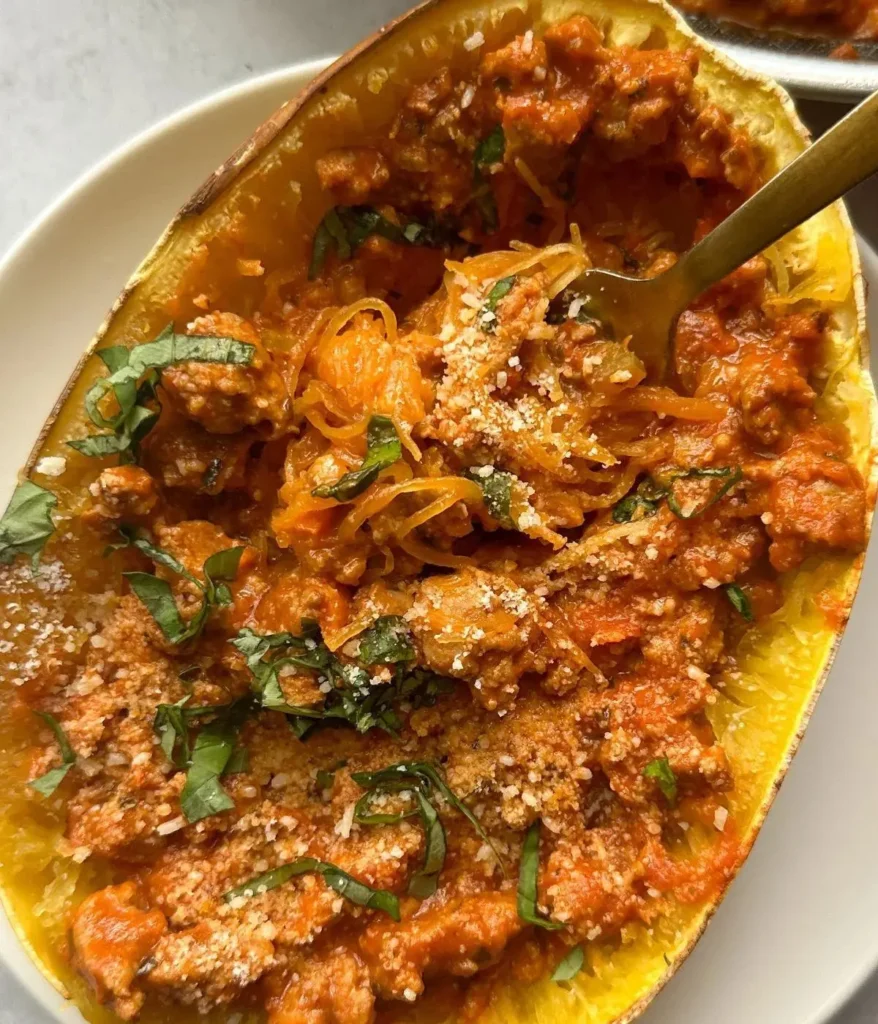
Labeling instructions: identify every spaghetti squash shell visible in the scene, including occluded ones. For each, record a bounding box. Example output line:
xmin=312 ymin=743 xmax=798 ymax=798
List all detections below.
xmin=2 ymin=2 xmax=876 ymax=1024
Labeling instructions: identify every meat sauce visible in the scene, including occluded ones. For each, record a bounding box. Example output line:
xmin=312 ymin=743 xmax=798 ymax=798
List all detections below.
xmin=674 ymin=0 xmax=878 ymax=42
xmin=0 ymin=16 xmax=867 ymax=1024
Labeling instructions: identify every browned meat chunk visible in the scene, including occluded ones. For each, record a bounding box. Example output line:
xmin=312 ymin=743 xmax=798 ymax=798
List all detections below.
xmin=72 ymin=882 xmax=167 ymax=1019
xmin=316 ymin=148 xmax=390 ymax=204
xmin=162 ymin=312 xmax=288 ymax=435
xmin=82 ymin=465 xmax=157 ymax=530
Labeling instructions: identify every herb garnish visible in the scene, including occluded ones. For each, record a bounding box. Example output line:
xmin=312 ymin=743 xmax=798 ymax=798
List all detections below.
xmin=153 ymin=696 xmax=193 ymax=767
xmin=552 ymin=945 xmax=585 ymax=982
xmin=120 ymin=528 xmax=245 ymax=644
xmin=479 ymin=275 xmax=516 ymax=333
xmin=471 ymin=125 xmax=506 ymax=232
xmin=223 ymin=857 xmax=400 ymax=919
xmin=724 ymin=583 xmax=753 ymax=622
xmin=612 ymin=467 xmax=742 ymax=524
xmin=70 ymin=325 xmax=255 ymax=463
xmin=474 ymin=125 xmax=506 ymax=169
xmin=465 ymin=467 xmax=516 ymax=528
xmin=178 ymin=699 xmax=251 ymax=822
xmin=517 ymin=820 xmax=563 ymax=930
xmin=309 ymin=206 xmax=457 ymax=278
xmin=643 ymin=757 xmax=677 ymax=804
xmin=231 ymin=623 xmax=451 ymax=737
xmin=312 ymin=415 xmax=402 ymax=501
xmin=357 ymin=615 xmax=415 ymax=665
xmin=316 ymin=760 xmax=347 ymax=791
xmin=612 ymin=477 xmax=666 ymax=524
xmin=29 ymin=712 xmax=76 ymax=796
xmin=0 ymin=481 xmax=58 ymax=571
xmin=664 ymin=467 xmax=743 ymax=520
xmin=352 ymin=761 xmax=502 ymax=897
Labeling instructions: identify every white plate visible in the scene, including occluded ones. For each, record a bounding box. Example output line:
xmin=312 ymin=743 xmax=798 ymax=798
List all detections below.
xmin=0 ymin=59 xmax=876 ymax=1024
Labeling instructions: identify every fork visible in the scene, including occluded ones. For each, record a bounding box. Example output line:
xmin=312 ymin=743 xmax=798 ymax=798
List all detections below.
xmin=572 ymin=89 xmax=878 ymax=378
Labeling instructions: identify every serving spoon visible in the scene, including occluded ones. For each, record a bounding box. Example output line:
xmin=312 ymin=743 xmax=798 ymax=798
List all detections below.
xmin=573 ymin=89 xmax=878 ymax=378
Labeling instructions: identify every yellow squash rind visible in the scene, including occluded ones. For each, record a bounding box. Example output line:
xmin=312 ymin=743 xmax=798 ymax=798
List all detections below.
xmin=2 ymin=3 xmax=875 ymax=1024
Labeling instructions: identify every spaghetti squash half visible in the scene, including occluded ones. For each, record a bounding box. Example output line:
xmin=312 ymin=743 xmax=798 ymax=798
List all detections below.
xmin=0 ymin=3 xmax=873 ymax=1024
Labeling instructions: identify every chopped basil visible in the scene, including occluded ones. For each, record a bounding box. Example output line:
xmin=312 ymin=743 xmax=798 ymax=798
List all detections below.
xmin=465 ymin=467 xmax=515 ymax=528
xmin=357 ymin=615 xmax=415 ymax=665
xmin=724 ymin=583 xmax=753 ymax=622
xmin=408 ymin=789 xmax=447 ymax=898
xmin=179 ymin=699 xmax=251 ymax=822
xmin=552 ymin=945 xmax=585 ymax=982
xmin=474 ymin=125 xmax=506 ymax=169
xmin=153 ymin=696 xmax=192 ymax=767
xmin=29 ymin=712 xmax=76 ymax=797
xmin=643 ymin=757 xmax=677 ymax=804
xmin=352 ymin=761 xmax=502 ymax=894
xmin=308 ymin=205 xmax=457 ymax=279
xmin=471 ymin=126 xmax=506 ymax=233
xmin=202 ymin=458 xmax=223 ymax=491
xmin=664 ymin=467 xmax=743 ymax=520
xmin=315 ymin=759 xmax=347 ymax=790
xmin=0 ymin=481 xmax=58 ymax=571
xmin=232 ymin=624 xmax=451 ymax=737
xmin=223 ymin=857 xmax=400 ymax=920
xmin=312 ymin=415 xmax=402 ymax=501
xmin=125 ymin=573 xmax=187 ymax=642
xmin=613 ymin=468 xmax=741 ymax=524
xmin=72 ymin=325 xmax=254 ymax=463
xmin=517 ymin=820 xmax=563 ymax=930
xmin=225 ymin=746 xmax=250 ymax=774
xmin=309 ymin=208 xmax=351 ymax=278
xmin=479 ymin=275 xmax=516 ymax=333
xmin=122 ymin=529 xmax=245 ymax=644
xmin=612 ymin=489 xmax=661 ymax=524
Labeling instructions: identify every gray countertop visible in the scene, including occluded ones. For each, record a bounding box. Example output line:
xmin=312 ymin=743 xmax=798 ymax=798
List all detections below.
xmin=1 ymin=1 xmax=876 ymax=1022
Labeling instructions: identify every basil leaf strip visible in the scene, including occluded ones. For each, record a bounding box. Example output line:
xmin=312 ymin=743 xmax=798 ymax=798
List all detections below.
xmin=179 ymin=699 xmax=251 ymax=822
xmin=29 ymin=712 xmax=76 ymax=796
xmin=552 ymin=945 xmax=585 ymax=982
xmin=352 ymin=761 xmax=503 ymax=889
xmin=309 ymin=208 xmax=351 ymax=278
xmin=233 ymin=626 xmax=452 ymax=736
xmin=0 ymin=482 xmax=58 ymax=572
xmin=316 ymin=759 xmax=347 ymax=791
xmin=474 ymin=125 xmax=506 ymax=169
xmin=643 ymin=757 xmax=677 ymax=804
xmin=664 ymin=467 xmax=743 ymax=520
xmin=471 ymin=126 xmax=506 ymax=232
xmin=612 ymin=493 xmax=660 ymax=525
xmin=517 ymin=820 xmax=563 ymax=930
xmin=124 ymin=573 xmax=186 ymax=642
xmin=308 ymin=205 xmax=457 ymax=279
xmin=479 ymin=275 xmax=516 ymax=333
xmin=724 ymin=583 xmax=753 ymax=622
xmin=408 ymin=789 xmax=447 ymax=898
xmin=121 ymin=529 xmax=245 ymax=644
xmin=223 ymin=858 xmax=400 ymax=920
xmin=465 ymin=468 xmax=515 ymax=528
xmin=613 ymin=468 xmax=741 ymax=523
xmin=357 ymin=615 xmax=415 ymax=665
xmin=312 ymin=415 xmax=402 ymax=501
xmin=74 ymin=325 xmax=254 ymax=463
xmin=153 ymin=696 xmax=192 ymax=768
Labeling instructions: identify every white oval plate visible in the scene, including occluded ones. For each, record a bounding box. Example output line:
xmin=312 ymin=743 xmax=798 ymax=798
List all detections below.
xmin=0 ymin=59 xmax=876 ymax=1024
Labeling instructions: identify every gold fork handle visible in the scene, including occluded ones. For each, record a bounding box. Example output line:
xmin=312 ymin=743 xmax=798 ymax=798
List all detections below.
xmin=667 ymin=88 xmax=878 ymax=307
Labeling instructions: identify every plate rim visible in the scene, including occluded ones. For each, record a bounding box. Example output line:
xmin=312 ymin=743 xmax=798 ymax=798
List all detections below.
xmin=0 ymin=56 xmax=876 ymax=1024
